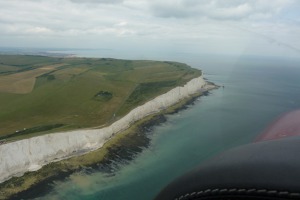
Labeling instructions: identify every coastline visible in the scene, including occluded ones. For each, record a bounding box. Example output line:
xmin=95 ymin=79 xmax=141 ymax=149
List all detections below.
xmin=0 ymin=76 xmax=218 ymax=199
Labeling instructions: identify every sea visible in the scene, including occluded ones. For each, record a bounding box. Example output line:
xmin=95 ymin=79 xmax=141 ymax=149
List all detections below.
xmin=16 ymin=50 xmax=300 ymax=200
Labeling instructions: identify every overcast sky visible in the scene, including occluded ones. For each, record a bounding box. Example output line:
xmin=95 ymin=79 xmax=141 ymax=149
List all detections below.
xmin=1 ymin=0 xmax=300 ymax=58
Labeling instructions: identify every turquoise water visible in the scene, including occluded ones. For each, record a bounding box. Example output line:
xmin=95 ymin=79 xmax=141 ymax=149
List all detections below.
xmin=36 ymin=55 xmax=300 ymax=200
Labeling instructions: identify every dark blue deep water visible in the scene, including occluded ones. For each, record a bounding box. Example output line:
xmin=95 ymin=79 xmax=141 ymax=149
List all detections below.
xmin=36 ymin=54 xmax=300 ymax=200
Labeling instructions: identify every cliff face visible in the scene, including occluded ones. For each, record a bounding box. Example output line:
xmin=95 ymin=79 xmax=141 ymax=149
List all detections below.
xmin=0 ymin=76 xmax=207 ymax=183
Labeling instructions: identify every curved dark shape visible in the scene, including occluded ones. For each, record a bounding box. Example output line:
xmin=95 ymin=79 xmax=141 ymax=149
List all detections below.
xmin=154 ymin=136 xmax=300 ymax=200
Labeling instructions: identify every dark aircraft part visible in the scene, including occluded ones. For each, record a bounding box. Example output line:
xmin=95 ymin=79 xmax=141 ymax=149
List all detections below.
xmin=155 ymin=110 xmax=300 ymax=200
xmin=155 ymin=110 xmax=300 ymax=199
xmin=154 ymin=136 xmax=300 ymax=200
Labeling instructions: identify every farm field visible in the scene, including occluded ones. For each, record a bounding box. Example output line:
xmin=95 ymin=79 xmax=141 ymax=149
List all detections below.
xmin=0 ymin=55 xmax=201 ymax=141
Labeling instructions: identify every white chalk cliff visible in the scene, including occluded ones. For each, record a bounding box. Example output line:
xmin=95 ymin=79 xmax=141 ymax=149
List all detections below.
xmin=0 ymin=75 xmax=211 ymax=183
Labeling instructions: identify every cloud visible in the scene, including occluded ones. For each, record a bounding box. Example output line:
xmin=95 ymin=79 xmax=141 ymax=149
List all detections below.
xmin=70 ymin=0 xmax=124 ymax=4
xmin=0 ymin=0 xmax=299 ymax=58
xmin=25 ymin=26 xmax=53 ymax=34
xmin=149 ymin=0 xmax=294 ymax=20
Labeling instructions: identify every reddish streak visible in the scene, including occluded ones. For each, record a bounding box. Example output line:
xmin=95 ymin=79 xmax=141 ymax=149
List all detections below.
xmin=256 ymin=109 xmax=300 ymax=142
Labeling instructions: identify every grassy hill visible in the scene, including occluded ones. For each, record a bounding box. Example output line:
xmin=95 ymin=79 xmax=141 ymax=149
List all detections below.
xmin=0 ymin=55 xmax=201 ymax=141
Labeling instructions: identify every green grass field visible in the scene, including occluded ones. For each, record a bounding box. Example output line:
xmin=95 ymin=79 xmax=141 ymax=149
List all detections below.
xmin=0 ymin=55 xmax=201 ymax=141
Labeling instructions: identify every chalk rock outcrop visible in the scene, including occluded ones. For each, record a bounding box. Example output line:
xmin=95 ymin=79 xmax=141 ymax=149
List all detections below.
xmin=0 ymin=76 xmax=208 ymax=183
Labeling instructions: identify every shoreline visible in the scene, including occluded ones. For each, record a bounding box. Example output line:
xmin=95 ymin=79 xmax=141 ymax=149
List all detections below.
xmin=0 ymin=77 xmax=218 ymax=199
xmin=0 ymin=76 xmax=208 ymax=183
xmin=7 ymin=85 xmax=218 ymax=200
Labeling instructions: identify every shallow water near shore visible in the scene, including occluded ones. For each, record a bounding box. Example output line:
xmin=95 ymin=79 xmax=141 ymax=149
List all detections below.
xmin=30 ymin=54 xmax=300 ymax=200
